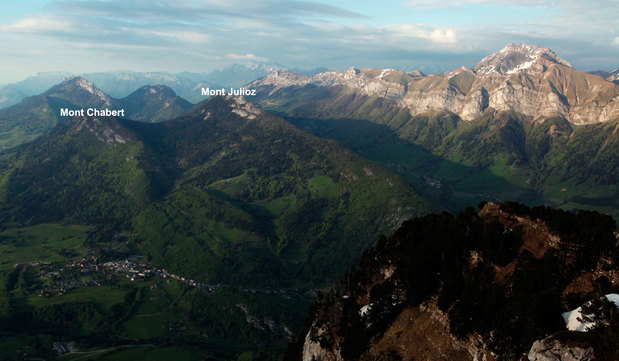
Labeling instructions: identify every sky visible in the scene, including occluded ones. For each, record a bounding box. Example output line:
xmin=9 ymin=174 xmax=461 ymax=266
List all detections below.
xmin=0 ymin=0 xmax=617 ymax=83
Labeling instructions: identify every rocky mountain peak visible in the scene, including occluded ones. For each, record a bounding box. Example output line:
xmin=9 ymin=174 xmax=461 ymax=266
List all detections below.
xmin=344 ymin=66 xmax=360 ymax=79
xmin=260 ymin=70 xmax=310 ymax=88
xmin=474 ymin=43 xmax=572 ymax=76
xmin=48 ymin=76 xmax=113 ymax=105
xmin=224 ymin=95 xmax=263 ymax=120
xmin=191 ymin=95 xmax=264 ymax=122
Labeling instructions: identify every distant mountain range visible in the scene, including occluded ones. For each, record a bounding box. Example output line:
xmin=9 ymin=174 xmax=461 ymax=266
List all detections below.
xmin=0 ymin=63 xmax=330 ymax=109
xmin=589 ymin=68 xmax=619 ymax=83
xmin=251 ymin=44 xmax=618 ymax=124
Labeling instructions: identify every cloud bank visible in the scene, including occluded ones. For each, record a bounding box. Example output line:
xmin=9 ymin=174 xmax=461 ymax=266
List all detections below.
xmin=0 ymin=0 xmax=616 ymax=82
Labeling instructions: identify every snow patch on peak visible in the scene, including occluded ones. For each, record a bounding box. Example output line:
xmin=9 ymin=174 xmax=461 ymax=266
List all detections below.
xmin=506 ymin=55 xmax=538 ymax=74
xmin=562 ymin=293 xmax=619 ymax=332
xmin=359 ymin=303 xmax=374 ymax=317
xmin=378 ymin=69 xmax=394 ymax=79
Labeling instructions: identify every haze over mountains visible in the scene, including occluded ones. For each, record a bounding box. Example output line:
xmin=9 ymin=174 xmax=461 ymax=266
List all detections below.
xmin=0 ymin=63 xmax=330 ymax=109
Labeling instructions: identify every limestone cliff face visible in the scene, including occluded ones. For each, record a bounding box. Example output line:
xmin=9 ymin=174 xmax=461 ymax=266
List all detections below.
xmin=285 ymin=203 xmax=619 ymax=361
xmin=251 ymin=44 xmax=619 ymax=124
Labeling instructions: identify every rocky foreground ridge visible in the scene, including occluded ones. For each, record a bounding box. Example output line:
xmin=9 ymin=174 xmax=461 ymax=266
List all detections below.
xmin=285 ymin=202 xmax=619 ymax=360
xmin=251 ymin=44 xmax=618 ymax=124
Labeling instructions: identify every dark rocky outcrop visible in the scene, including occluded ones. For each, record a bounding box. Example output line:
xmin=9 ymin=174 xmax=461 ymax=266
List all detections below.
xmin=286 ymin=202 xmax=618 ymax=360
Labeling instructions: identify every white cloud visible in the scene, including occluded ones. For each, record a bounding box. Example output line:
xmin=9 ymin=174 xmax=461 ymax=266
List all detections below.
xmin=227 ymin=53 xmax=269 ymax=62
xmin=0 ymin=0 xmax=616 ymax=81
xmin=429 ymin=28 xmax=457 ymax=44
xmin=382 ymin=24 xmax=458 ymax=46
xmin=2 ymin=14 xmax=72 ymax=33
xmin=149 ymin=30 xmax=210 ymax=44
xmin=402 ymin=0 xmax=548 ymax=10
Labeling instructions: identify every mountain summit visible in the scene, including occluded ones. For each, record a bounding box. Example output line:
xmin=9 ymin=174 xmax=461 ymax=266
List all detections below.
xmin=473 ymin=44 xmax=573 ymax=75
xmin=47 ymin=76 xmax=115 ymax=106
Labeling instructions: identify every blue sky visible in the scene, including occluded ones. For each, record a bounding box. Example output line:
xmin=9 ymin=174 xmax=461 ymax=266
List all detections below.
xmin=0 ymin=0 xmax=617 ymax=83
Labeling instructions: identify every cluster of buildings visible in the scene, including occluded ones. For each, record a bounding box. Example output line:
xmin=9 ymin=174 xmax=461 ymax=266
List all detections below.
xmin=15 ymin=253 xmax=317 ymax=300
xmin=13 ymin=253 xmax=219 ymax=297
xmin=101 ymin=259 xmax=218 ymax=292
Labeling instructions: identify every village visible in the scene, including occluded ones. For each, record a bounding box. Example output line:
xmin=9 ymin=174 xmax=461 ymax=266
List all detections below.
xmin=13 ymin=252 xmax=219 ymax=297
xmin=13 ymin=253 xmax=317 ymax=299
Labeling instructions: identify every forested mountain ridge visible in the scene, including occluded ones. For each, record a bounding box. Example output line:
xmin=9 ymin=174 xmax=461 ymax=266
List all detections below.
xmin=0 ymin=94 xmax=435 ymax=285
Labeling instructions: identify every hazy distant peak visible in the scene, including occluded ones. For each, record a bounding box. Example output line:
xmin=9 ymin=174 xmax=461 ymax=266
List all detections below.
xmin=131 ymin=84 xmax=178 ymax=97
xmin=407 ymin=70 xmax=425 ymax=77
xmin=474 ymin=43 xmax=572 ymax=76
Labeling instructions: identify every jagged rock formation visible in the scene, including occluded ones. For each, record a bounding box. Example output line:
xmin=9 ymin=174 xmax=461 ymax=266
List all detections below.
xmin=251 ymin=44 xmax=619 ymax=124
xmin=286 ymin=202 xmax=619 ymax=361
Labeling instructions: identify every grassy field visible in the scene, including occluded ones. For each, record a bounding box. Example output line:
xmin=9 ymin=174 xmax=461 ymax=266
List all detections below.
xmin=307 ymin=175 xmax=340 ymax=198
xmin=256 ymin=194 xmax=298 ymax=216
xmin=120 ymin=313 xmax=174 ymax=339
xmin=96 ymin=346 xmax=206 ymax=361
xmin=120 ymin=285 xmax=180 ymax=339
xmin=27 ymin=285 xmax=128 ymax=310
xmin=61 ymin=345 xmax=207 ymax=361
xmin=362 ymin=141 xmax=540 ymax=211
xmin=543 ymin=180 xmax=618 ymax=222
xmin=0 ymin=336 xmax=28 ymax=359
xmin=0 ymin=224 xmax=89 ymax=271
xmin=209 ymin=171 xmax=251 ymax=197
